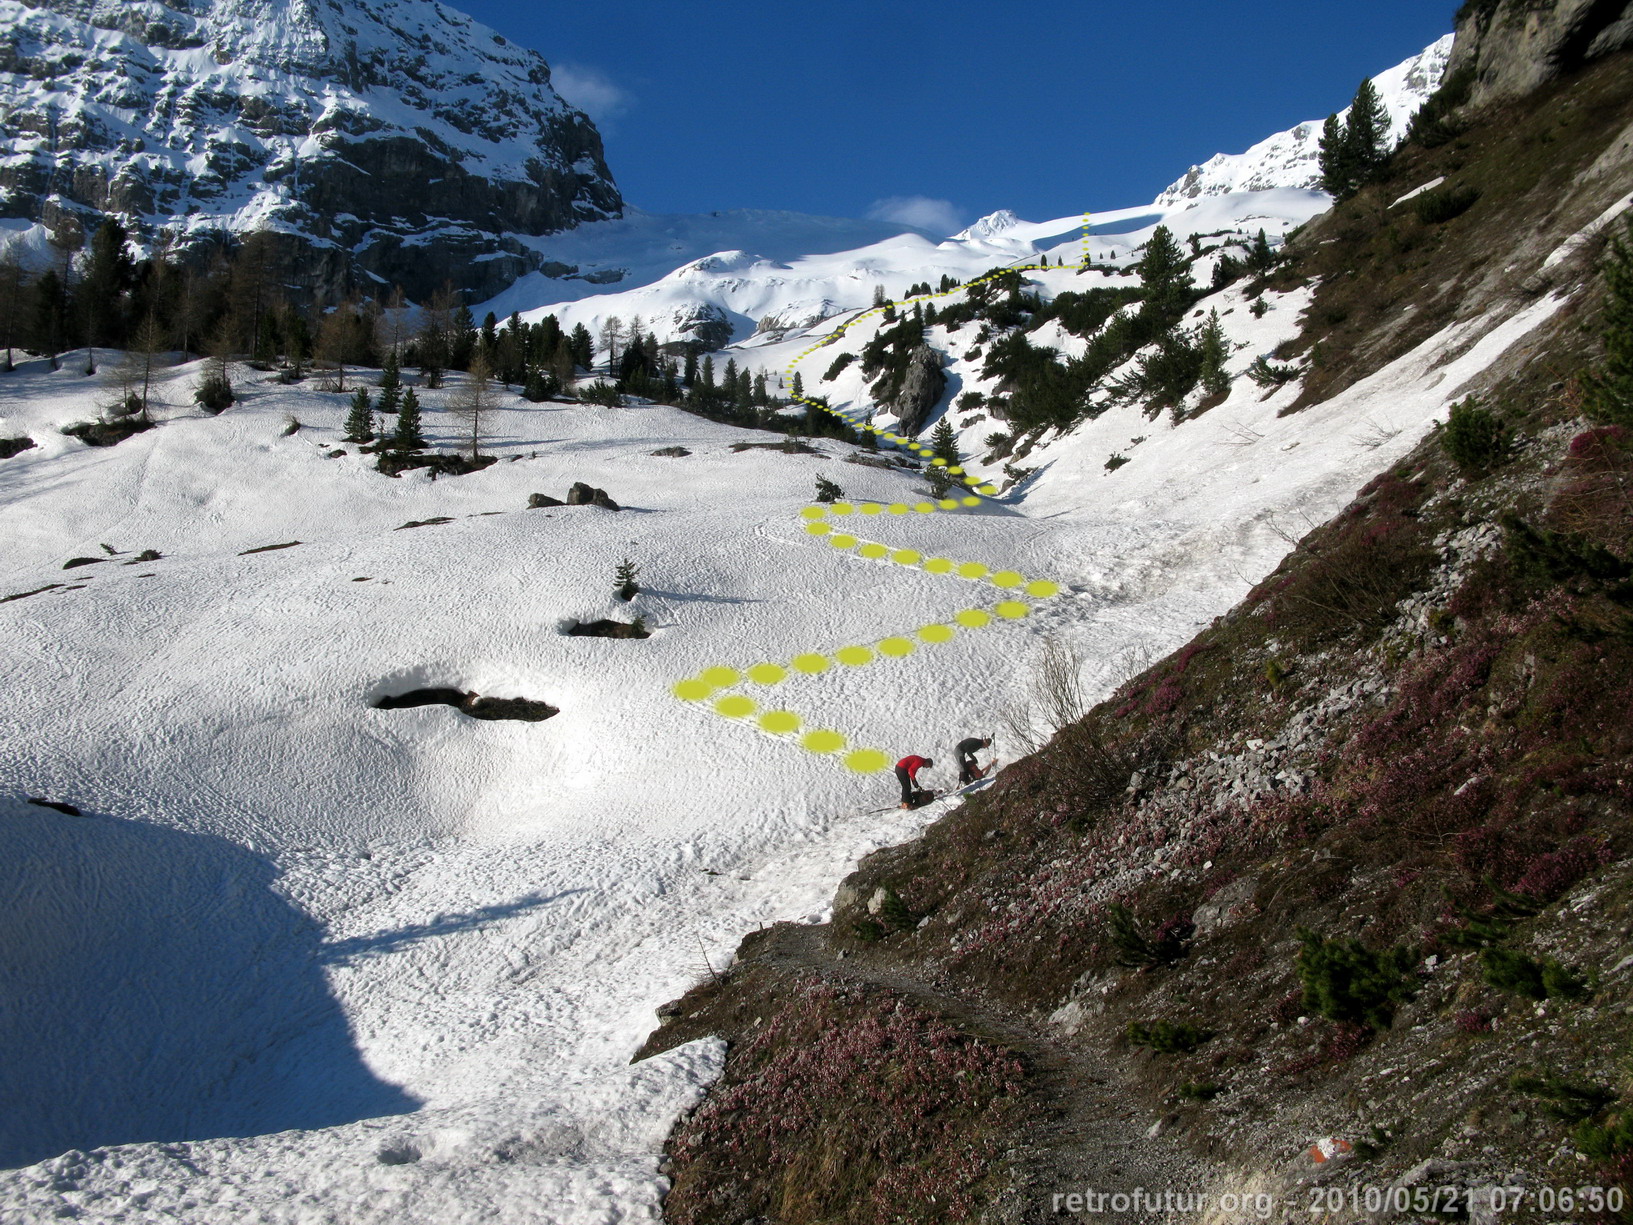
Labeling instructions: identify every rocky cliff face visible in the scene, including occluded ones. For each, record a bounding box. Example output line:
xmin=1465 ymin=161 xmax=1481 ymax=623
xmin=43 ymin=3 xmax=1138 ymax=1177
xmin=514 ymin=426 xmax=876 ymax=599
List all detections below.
xmin=0 ymin=0 xmax=622 ymax=300
xmin=1449 ymin=0 xmax=1633 ymax=107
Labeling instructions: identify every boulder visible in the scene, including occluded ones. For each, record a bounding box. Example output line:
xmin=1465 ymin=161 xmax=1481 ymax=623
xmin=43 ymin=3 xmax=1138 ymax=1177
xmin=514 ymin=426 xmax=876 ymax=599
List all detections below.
xmin=886 ymin=344 xmax=947 ymax=437
xmin=0 ymin=437 xmax=36 ymax=459
xmin=566 ymin=481 xmax=620 ymax=510
xmin=528 ymin=492 xmax=565 ymax=508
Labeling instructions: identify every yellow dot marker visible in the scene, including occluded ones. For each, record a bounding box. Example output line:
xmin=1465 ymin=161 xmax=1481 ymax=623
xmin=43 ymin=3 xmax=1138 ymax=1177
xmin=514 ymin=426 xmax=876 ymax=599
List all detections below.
xmin=1026 ymin=580 xmax=1061 ymax=598
xmin=958 ymin=562 xmax=989 ymax=580
xmin=891 ymin=549 xmax=921 ymax=566
xmin=913 ymin=502 xmax=936 ymax=514
xmin=924 ymin=557 xmax=953 ymax=575
xmin=836 ymin=644 xmax=874 ymax=666
xmin=991 ymin=570 xmax=1025 ymax=588
xmin=800 ymin=506 xmax=827 ymax=520
xmin=844 ymin=748 xmax=890 ymax=774
xmin=949 ymin=466 xmax=965 ymax=476
xmin=930 ymin=457 xmax=947 ymax=467
xmin=859 ymin=503 xmax=883 ymax=515
xmin=805 ymin=520 xmax=831 ymax=536
xmin=792 ymin=653 xmax=831 ymax=675
xmin=955 ymin=609 xmax=992 ymax=629
xmin=887 ymin=503 xmax=909 ymax=515
xmin=702 ymin=666 xmax=740 ymax=687
xmin=977 ymin=483 xmax=998 ymax=495
xmin=918 ymin=623 xmax=956 ymax=644
xmin=878 ymin=637 xmax=915 ymax=657
xmin=938 ymin=498 xmax=961 ymax=510
xmin=829 ymin=534 xmax=858 ymax=549
xmin=859 ymin=542 xmax=889 ymax=559
xmin=759 ymin=710 xmax=801 ymax=734
xmin=996 ymin=601 xmax=1030 ymax=620
xmin=831 ymin=503 xmax=854 ymax=516
xmin=748 ymin=663 xmax=788 ymax=685
xmin=673 ymin=679 xmax=713 ymax=701
xmin=715 ymin=695 xmax=756 ymax=718
xmin=803 ymin=729 xmax=846 ymax=754
xmin=961 ymin=496 xmax=982 ymax=507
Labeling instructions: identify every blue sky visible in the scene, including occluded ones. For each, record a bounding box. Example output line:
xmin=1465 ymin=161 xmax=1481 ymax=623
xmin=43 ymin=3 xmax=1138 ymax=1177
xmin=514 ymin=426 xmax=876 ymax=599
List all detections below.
xmin=452 ymin=1 xmax=1456 ymax=230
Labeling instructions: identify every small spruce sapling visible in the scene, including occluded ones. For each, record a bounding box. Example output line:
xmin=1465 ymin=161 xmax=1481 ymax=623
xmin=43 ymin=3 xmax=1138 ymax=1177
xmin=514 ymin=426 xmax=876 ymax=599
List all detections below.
xmin=390 ymin=389 xmax=425 ymax=452
xmin=343 ymin=387 xmax=375 ymax=443
xmin=614 ymin=558 xmax=640 ymax=602
xmin=814 ymin=474 xmax=843 ymax=503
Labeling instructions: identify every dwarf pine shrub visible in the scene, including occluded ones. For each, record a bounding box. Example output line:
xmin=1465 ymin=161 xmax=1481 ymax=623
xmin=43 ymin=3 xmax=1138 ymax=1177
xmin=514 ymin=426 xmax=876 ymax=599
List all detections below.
xmin=1127 ymin=1020 xmax=1212 ymax=1054
xmin=1441 ymin=397 xmax=1510 ymax=474
xmin=1295 ymin=928 xmax=1417 ymax=1029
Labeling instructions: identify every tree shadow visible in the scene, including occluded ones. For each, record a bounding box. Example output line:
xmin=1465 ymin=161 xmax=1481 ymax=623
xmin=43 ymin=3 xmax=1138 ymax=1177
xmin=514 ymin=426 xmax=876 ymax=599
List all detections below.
xmin=321 ymin=888 xmax=588 ymax=964
xmin=0 ymin=798 xmax=420 ymax=1170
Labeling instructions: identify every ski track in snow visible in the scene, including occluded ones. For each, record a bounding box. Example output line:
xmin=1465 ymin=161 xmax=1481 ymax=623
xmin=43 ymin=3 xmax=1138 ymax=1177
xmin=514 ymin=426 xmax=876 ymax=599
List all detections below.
xmin=0 ymin=242 xmax=1570 ymax=1219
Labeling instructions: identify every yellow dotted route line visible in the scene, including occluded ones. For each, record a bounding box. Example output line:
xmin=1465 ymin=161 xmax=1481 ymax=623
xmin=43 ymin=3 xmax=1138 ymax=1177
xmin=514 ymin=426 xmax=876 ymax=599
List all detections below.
xmin=668 ymin=217 xmax=1089 ymax=775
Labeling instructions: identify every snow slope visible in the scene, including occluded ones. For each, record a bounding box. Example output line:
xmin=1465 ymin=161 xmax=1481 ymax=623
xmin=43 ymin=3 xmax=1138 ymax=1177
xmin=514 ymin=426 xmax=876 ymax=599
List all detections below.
xmin=485 ymin=189 xmax=1331 ymax=357
xmin=1155 ymin=34 xmax=1453 ymax=204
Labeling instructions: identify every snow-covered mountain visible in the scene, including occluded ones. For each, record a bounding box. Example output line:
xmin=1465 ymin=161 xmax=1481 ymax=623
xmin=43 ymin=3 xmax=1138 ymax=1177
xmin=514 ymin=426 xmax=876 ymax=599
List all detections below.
xmin=1155 ymin=34 xmax=1453 ymax=205
xmin=0 ymin=0 xmax=621 ymax=299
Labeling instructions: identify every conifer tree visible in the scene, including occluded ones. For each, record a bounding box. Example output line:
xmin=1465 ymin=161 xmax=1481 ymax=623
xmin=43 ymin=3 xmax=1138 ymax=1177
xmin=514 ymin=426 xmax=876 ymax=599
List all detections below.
xmin=930 ymin=417 xmax=959 ymax=467
xmin=791 ymin=370 xmax=804 ymax=400
xmin=1198 ymin=309 xmax=1231 ymax=397
xmin=343 ymin=387 xmax=374 ymax=442
xmin=391 ymin=388 xmax=425 ymax=451
xmin=1344 ymin=79 xmax=1392 ymax=186
xmin=1249 ymin=229 xmax=1275 ymax=276
xmin=1585 ymin=215 xmax=1633 ymax=428
xmin=380 ymin=347 xmax=400 ymax=391
xmin=569 ymin=323 xmax=593 ymax=369
xmin=1136 ymin=225 xmax=1191 ymax=330
xmin=1318 ymin=113 xmax=1352 ymax=197
xmin=614 ymin=557 xmax=639 ymax=602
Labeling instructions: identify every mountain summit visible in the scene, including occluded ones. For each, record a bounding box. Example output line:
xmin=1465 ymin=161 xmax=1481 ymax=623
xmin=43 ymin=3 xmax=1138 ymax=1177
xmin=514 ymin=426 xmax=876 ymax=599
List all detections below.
xmin=0 ymin=0 xmax=622 ymax=299
xmin=1155 ymin=34 xmax=1453 ymax=204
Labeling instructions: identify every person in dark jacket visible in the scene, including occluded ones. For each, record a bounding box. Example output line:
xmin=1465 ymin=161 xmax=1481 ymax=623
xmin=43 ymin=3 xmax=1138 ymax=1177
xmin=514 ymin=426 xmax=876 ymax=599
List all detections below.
xmin=955 ymin=736 xmax=993 ymax=786
xmin=894 ymin=755 xmax=933 ymax=808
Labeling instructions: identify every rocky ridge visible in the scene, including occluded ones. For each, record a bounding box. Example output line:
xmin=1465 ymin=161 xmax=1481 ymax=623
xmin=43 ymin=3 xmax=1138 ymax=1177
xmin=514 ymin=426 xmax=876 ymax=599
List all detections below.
xmin=0 ymin=0 xmax=622 ymax=300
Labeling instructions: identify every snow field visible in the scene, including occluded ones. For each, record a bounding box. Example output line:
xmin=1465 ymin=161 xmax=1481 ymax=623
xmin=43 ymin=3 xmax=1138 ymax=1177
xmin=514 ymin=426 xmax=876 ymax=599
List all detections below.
xmin=0 ymin=209 xmax=1572 ymax=1225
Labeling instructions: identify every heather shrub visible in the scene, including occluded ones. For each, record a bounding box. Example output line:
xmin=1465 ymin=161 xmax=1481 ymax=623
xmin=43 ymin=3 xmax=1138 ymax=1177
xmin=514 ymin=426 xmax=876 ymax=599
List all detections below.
xmin=1414 ymin=184 xmax=1480 ymax=225
xmin=665 ymin=982 xmax=1024 ymax=1225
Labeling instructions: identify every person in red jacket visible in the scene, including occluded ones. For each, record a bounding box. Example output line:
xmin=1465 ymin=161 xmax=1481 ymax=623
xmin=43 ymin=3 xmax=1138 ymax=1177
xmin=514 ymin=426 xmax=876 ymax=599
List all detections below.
xmin=894 ymin=754 xmax=934 ymax=809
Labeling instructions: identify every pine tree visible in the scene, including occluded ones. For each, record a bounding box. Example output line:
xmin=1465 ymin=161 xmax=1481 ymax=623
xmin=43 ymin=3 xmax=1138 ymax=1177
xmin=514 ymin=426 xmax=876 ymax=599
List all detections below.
xmin=569 ymin=322 xmax=593 ymax=369
xmin=791 ymin=370 xmax=804 ymax=400
xmin=1198 ymin=309 xmax=1231 ymax=397
xmin=1585 ymin=215 xmax=1633 ymax=428
xmin=343 ymin=387 xmax=374 ymax=442
xmin=1344 ymin=78 xmax=1392 ymax=187
xmin=1318 ymin=112 xmax=1353 ymax=197
xmin=391 ymin=388 xmax=425 ymax=451
xmin=380 ymin=347 xmax=400 ymax=391
xmin=1136 ymin=224 xmax=1191 ymax=330
xmin=930 ymin=417 xmax=959 ymax=467
xmin=614 ymin=557 xmax=639 ymax=602
xmin=814 ymin=474 xmax=843 ymax=503
xmin=377 ymin=380 xmax=401 ymax=416
xmin=1248 ymin=229 xmax=1276 ymax=276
